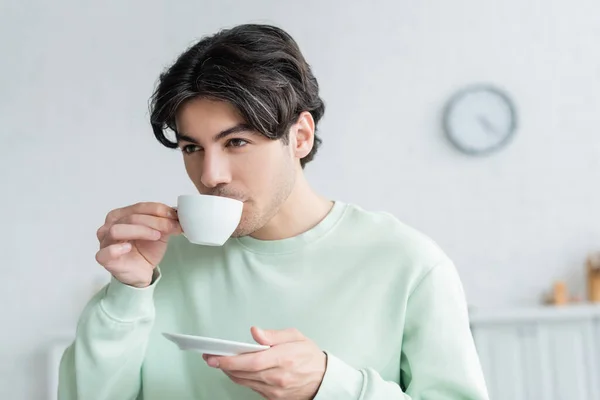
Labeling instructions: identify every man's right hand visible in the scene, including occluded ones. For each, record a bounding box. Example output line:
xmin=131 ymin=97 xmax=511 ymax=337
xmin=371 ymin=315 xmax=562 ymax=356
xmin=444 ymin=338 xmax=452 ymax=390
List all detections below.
xmin=95 ymin=202 xmax=182 ymax=288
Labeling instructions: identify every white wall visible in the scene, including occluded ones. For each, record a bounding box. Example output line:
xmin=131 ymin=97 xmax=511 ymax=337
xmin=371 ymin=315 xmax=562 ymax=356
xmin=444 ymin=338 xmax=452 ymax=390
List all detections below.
xmin=1 ymin=0 xmax=599 ymax=398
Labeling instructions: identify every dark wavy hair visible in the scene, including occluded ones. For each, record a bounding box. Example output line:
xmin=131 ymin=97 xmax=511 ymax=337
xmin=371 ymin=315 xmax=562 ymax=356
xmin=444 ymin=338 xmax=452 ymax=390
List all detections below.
xmin=149 ymin=24 xmax=325 ymax=168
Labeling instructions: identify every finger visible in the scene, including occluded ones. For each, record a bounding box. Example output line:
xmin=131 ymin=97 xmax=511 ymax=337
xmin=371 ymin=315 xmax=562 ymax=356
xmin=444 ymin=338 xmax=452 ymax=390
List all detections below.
xmin=251 ymin=327 xmax=304 ymax=346
xmin=101 ymin=224 xmax=161 ymax=246
xmin=203 ymin=353 xmax=270 ymax=377
xmin=119 ymin=214 xmax=182 ymax=236
xmin=223 ymin=367 xmax=279 ymax=383
xmin=95 ymin=242 xmax=132 ymax=265
xmin=97 ymin=215 xmax=181 ymax=244
xmin=105 ymin=202 xmax=178 ymax=225
xmin=208 ymin=347 xmax=280 ymax=372
xmin=97 ymin=224 xmax=109 ymax=242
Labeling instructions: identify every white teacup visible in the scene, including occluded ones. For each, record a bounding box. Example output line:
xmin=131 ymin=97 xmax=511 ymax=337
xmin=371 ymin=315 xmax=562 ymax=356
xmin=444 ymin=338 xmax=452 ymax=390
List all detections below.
xmin=176 ymin=194 xmax=243 ymax=246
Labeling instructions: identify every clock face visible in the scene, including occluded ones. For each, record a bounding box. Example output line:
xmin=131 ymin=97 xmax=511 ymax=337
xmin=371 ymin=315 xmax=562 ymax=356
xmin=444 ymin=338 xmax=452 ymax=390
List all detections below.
xmin=443 ymin=85 xmax=517 ymax=155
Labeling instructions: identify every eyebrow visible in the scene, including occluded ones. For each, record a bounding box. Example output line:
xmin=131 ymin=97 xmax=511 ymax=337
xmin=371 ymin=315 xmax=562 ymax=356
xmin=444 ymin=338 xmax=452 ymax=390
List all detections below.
xmin=176 ymin=123 xmax=254 ymax=144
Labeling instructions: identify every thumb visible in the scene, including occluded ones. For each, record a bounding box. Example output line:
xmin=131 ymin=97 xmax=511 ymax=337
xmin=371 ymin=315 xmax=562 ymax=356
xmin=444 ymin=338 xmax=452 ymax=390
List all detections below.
xmin=251 ymin=326 xmax=305 ymax=346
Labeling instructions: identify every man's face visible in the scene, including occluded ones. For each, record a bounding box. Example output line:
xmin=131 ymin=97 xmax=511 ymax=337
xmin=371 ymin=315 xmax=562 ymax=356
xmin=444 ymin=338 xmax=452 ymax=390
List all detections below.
xmin=175 ymin=98 xmax=297 ymax=237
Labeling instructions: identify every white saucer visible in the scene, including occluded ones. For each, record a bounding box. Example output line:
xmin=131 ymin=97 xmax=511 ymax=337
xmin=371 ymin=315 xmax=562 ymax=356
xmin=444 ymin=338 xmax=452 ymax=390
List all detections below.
xmin=162 ymin=332 xmax=270 ymax=356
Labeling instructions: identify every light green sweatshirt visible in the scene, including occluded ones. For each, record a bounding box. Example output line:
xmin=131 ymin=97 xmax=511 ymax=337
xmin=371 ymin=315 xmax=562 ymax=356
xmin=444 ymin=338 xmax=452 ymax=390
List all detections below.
xmin=58 ymin=201 xmax=489 ymax=399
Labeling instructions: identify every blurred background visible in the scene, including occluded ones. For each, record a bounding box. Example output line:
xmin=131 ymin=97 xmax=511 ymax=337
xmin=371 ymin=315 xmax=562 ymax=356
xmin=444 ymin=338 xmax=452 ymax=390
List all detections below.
xmin=1 ymin=0 xmax=599 ymax=399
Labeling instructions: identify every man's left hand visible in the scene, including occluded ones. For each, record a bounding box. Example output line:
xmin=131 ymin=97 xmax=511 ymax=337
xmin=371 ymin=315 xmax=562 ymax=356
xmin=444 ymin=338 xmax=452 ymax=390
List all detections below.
xmin=203 ymin=327 xmax=327 ymax=400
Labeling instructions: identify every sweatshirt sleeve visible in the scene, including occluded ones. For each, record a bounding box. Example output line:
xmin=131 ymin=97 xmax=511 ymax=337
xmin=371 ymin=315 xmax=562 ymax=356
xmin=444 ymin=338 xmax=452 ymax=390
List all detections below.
xmin=57 ymin=268 xmax=161 ymax=400
xmin=313 ymin=259 xmax=490 ymax=400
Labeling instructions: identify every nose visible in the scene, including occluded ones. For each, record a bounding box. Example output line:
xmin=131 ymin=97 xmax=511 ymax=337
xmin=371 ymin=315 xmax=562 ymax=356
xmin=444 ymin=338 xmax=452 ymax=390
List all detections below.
xmin=200 ymin=151 xmax=232 ymax=188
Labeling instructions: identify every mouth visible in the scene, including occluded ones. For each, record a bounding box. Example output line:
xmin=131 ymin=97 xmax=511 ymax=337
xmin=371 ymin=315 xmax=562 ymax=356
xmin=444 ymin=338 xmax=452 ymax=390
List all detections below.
xmin=202 ymin=188 xmax=247 ymax=203
xmin=211 ymin=193 xmax=246 ymax=203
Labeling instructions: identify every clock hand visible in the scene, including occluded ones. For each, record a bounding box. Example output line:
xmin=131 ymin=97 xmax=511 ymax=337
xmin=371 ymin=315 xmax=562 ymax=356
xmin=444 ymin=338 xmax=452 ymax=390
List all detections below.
xmin=477 ymin=115 xmax=500 ymax=136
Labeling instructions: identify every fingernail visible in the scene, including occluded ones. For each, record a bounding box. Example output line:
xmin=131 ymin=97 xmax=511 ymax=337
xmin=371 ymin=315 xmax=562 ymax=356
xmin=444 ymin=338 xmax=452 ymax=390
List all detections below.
xmin=120 ymin=243 xmax=131 ymax=252
xmin=207 ymin=357 xmax=219 ymax=368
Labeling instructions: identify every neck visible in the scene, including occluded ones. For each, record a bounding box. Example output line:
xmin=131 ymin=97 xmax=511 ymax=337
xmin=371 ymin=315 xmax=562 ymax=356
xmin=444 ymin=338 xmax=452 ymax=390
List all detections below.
xmin=250 ymin=170 xmax=333 ymax=241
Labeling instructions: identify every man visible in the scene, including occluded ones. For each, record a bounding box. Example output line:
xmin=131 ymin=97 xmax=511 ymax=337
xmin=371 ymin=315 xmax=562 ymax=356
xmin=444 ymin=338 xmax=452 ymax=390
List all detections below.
xmin=58 ymin=24 xmax=489 ymax=400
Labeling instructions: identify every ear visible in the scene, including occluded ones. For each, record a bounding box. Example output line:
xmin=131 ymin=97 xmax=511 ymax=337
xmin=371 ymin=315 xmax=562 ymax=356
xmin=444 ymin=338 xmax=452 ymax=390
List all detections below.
xmin=290 ymin=111 xmax=315 ymax=160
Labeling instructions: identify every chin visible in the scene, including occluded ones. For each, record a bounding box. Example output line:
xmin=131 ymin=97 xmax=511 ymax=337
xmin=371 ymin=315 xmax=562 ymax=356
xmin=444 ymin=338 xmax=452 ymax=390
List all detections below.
xmin=230 ymin=216 xmax=251 ymax=238
xmin=230 ymin=226 xmax=253 ymax=238
xmin=231 ymin=212 xmax=262 ymax=238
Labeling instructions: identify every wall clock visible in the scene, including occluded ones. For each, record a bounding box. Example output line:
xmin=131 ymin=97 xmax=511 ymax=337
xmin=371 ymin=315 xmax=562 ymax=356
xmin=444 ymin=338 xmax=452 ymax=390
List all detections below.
xmin=443 ymin=84 xmax=517 ymax=155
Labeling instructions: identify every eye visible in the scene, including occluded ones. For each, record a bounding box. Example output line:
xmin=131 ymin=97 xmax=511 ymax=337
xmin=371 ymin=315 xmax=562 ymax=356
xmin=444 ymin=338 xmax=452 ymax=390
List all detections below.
xmin=227 ymin=138 xmax=249 ymax=148
xmin=181 ymin=144 xmax=201 ymax=154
